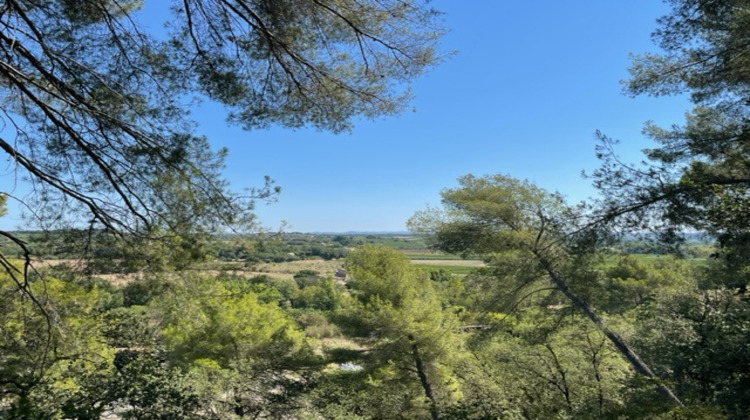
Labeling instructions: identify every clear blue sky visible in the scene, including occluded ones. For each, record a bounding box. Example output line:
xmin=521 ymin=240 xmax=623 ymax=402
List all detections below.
xmin=1 ymin=1 xmax=691 ymax=233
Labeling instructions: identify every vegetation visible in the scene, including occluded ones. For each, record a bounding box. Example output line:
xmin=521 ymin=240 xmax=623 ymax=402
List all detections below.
xmin=3 ymin=232 xmax=745 ymax=418
xmin=1 ymin=0 xmax=749 ymax=419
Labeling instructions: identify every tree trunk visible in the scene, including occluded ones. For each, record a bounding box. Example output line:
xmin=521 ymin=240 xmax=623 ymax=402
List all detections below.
xmin=408 ymin=334 xmax=440 ymax=420
xmin=536 ymin=254 xmax=684 ymax=407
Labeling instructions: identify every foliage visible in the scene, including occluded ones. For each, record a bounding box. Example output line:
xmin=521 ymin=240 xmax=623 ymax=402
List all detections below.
xmin=0 ymin=271 xmax=114 ymax=418
xmin=592 ymin=0 xmax=750 ymax=292
xmin=583 ymin=2 xmax=750 ymax=415
xmin=409 ymin=173 xmax=686 ymax=408
xmin=155 ymin=274 xmax=307 ymax=368
xmin=3 ymin=1 xmax=750 ymax=417
xmin=461 ymin=315 xmax=632 ymax=420
xmin=0 ymin=0 xmax=444 ymax=240
xmin=0 ymin=232 xmax=745 ymax=417
xmin=344 ymin=246 xmax=465 ymax=419
xmin=629 ymin=283 xmax=750 ymax=418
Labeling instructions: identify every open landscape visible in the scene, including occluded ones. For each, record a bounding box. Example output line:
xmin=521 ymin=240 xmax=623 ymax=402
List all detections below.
xmin=1 ymin=1 xmax=749 ymax=419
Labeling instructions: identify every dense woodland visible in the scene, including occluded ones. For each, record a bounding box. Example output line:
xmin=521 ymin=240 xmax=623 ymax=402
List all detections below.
xmin=1 ymin=0 xmax=750 ymax=418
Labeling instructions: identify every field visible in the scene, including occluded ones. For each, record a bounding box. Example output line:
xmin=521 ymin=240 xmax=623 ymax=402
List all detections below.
xmin=221 ymin=258 xmax=345 ymax=280
xmin=215 ymin=252 xmax=484 ymax=279
xmin=20 ymin=233 xmax=711 ymax=282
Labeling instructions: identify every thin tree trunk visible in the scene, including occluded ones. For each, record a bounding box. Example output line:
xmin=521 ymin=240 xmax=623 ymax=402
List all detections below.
xmin=408 ymin=334 xmax=440 ymax=420
xmin=536 ymin=254 xmax=684 ymax=407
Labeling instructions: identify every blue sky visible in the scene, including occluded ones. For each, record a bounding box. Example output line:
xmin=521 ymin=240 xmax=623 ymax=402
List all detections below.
xmin=1 ymin=1 xmax=692 ymax=233
xmin=208 ymin=0 xmax=690 ymax=232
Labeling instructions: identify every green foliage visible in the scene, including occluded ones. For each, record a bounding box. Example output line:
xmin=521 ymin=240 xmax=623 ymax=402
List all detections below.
xmin=346 ymin=245 xmax=417 ymax=305
xmin=4 ymin=1 xmax=750 ymax=417
xmin=1 ymin=237 xmax=743 ymax=418
xmin=294 ymin=276 xmax=344 ymax=311
xmin=294 ymin=269 xmax=322 ymax=287
xmin=121 ymin=275 xmax=173 ymax=306
xmin=629 ymin=286 xmax=750 ymax=418
xmin=594 ymin=255 xmax=696 ymax=314
xmin=462 ymin=316 xmax=632 ymax=420
xmin=102 ymin=306 xmax=155 ymax=348
xmin=148 ymin=276 xmax=311 ymax=414
xmin=409 ymin=174 xmax=589 ymax=313
xmin=109 ymin=350 xmax=202 ymax=420
xmin=344 ymin=246 xmax=465 ymax=418
xmin=0 ymin=0 xmax=444 ymax=243
xmin=583 ymin=3 xmax=750 ymax=414
xmin=410 ymin=174 xmax=692 ymax=409
xmin=247 ymin=274 xmax=299 ymax=307
xmin=593 ymin=0 xmax=750 ymax=292
xmin=156 ymin=274 xmax=308 ymax=369
xmin=0 ymin=272 xmax=114 ymax=417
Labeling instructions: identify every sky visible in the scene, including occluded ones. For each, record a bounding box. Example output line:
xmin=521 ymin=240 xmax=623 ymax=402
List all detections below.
xmin=1 ymin=1 xmax=693 ymax=233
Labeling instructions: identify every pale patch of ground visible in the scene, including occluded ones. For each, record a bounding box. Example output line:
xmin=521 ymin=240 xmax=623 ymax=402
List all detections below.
xmin=23 ymin=258 xmax=346 ymax=283
xmin=94 ymin=273 xmax=142 ymax=286
xmin=30 ymin=258 xmax=85 ymax=268
xmin=240 ymin=259 xmax=345 ymax=280
xmin=26 ymin=257 xmax=480 ymax=284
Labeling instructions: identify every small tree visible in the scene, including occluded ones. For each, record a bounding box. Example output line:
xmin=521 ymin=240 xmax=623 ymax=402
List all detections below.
xmin=346 ymin=246 xmax=464 ymax=420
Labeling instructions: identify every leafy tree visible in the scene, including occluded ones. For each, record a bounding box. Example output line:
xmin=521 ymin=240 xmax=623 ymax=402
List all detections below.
xmin=152 ymin=273 xmax=315 ymax=417
xmin=294 ymin=269 xmax=322 ymax=287
xmin=0 ymin=272 xmax=113 ymax=417
xmin=294 ymin=276 xmax=343 ymax=311
xmin=592 ymin=0 xmax=750 ymax=292
xmin=596 ymin=255 xmax=696 ymax=314
xmin=409 ymin=174 xmax=684 ymax=408
xmin=454 ymin=312 xmax=633 ymax=420
xmin=344 ymin=246 xmax=464 ymax=420
xmin=110 ymin=351 xmax=202 ymax=420
xmin=0 ymin=7 xmax=444 ymax=410
xmin=585 ymin=4 xmax=750 ymax=414
xmin=627 ymin=269 xmax=750 ymax=418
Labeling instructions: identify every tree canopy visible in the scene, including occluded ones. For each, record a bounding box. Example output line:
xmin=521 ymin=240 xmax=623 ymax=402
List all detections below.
xmin=0 ymin=0 xmax=443 ymax=239
xmin=409 ymin=174 xmax=684 ymax=407
xmin=593 ymin=0 xmax=750 ymax=289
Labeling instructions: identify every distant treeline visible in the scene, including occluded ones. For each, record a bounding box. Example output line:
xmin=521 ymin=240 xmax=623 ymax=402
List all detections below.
xmin=0 ymin=231 xmax=428 ymax=263
xmin=3 ymin=230 xmax=714 ymax=263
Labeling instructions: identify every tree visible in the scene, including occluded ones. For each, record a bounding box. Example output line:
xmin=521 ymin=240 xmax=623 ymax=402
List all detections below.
xmin=153 ymin=273 xmax=313 ymax=417
xmin=344 ymin=246 xmax=464 ymax=420
xmin=629 ymin=278 xmax=750 ymax=418
xmin=408 ymin=174 xmax=684 ymax=408
xmin=0 ymin=0 xmax=444 ymax=263
xmin=0 ymin=271 xmax=114 ymax=417
xmin=592 ymin=0 xmax=750 ymax=291
xmin=452 ymin=310 xmax=633 ymax=420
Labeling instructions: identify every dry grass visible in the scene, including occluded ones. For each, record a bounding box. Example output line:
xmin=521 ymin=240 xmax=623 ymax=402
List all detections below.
xmin=232 ymin=259 xmax=345 ymax=280
xmin=26 ymin=256 xmax=479 ymax=284
xmin=157 ymin=259 xmax=347 ymax=282
xmin=21 ymin=258 xmax=345 ymax=284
